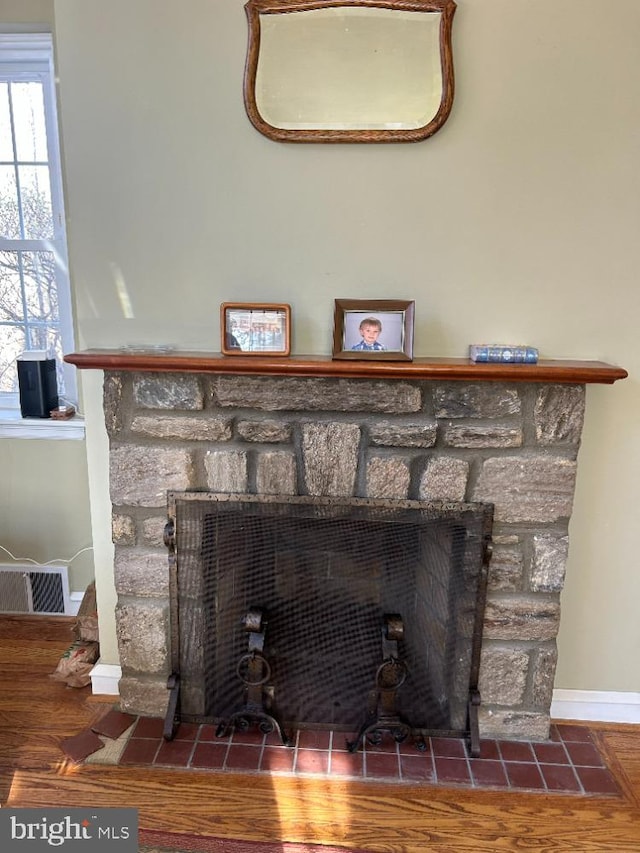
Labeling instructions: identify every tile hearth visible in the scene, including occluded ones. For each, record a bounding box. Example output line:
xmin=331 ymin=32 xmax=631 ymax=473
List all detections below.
xmin=69 ymin=710 xmax=621 ymax=798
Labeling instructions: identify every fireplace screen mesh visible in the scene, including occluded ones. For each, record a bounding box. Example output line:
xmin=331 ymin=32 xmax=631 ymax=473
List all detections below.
xmin=168 ymin=493 xmax=492 ymax=739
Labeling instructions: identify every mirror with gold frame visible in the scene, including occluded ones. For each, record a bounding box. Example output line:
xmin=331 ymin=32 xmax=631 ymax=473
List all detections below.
xmin=243 ymin=0 xmax=456 ymax=143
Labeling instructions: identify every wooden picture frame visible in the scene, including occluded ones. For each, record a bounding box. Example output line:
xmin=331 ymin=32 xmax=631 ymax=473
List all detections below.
xmin=332 ymin=299 xmax=415 ymax=361
xmin=221 ymin=303 xmax=291 ymax=356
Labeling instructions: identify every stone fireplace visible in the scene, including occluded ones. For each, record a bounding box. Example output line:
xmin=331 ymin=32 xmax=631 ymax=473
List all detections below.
xmin=66 ymin=350 xmax=627 ymax=742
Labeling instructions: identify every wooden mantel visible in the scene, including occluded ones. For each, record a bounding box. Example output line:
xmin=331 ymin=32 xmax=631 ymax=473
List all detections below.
xmin=64 ymin=350 xmax=628 ymax=385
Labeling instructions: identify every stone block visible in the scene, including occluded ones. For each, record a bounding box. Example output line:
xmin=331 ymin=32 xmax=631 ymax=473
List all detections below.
xmin=366 ymin=455 xmax=411 ymax=499
xmin=531 ymin=644 xmax=558 ymax=708
xmin=237 ymin=419 xmax=292 ymax=443
xmin=116 ymin=600 xmax=169 ymax=674
xmin=256 ymin=450 xmax=297 ymax=495
xmin=118 ymin=675 xmax=169 ymax=718
xmin=133 ymin=373 xmax=204 ymax=410
xmin=204 ymin=450 xmax=248 ymax=493
xmin=483 ymin=596 xmax=561 ymax=641
xmin=302 ymin=422 xmax=360 ymax=496
xmin=368 ymin=420 xmax=437 ymax=448
xmin=443 ymin=423 xmax=523 ymax=448
xmin=142 ymin=516 xmax=168 ymax=547
xmin=487 ymin=542 xmax=525 ymax=592
xmin=112 ymin=513 xmax=135 ymax=546
xmin=479 ymin=645 xmax=530 ymax=705
xmin=110 ymin=445 xmax=194 ymax=507
xmin=418 ymin=456 xmax=469 ymax=501
xmin=472 ymin=455 xmax=577 ymax=522
xmin=214 ymin=376 xmax=421 ymax=413
xmin=531 ymin=534 xmax=569 ymax=592
xmin=433 ymin=383 xmax=521 ymax=418
xmin=131 ymin=414 xmax=232 ymax=441
xmin=535 ymin=385 xmax=585 ymax=445
xmin=103 ymin=372 xmax=124 ymax=435
xmin=114 ymin=547 xmax=169 ymax=597
xmin=478 ymin=708 xmax=551 ymax=741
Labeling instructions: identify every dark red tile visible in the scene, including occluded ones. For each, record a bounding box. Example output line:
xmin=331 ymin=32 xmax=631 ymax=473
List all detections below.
xmin=261 ymin=746 xmax=295 ymax=773
xmin=532 ymin=741 xmax=569 ymax=765
xmin=575 ymin=766 xmax=621 ymax=796
xmin=400 ymin=754 xmax=435 ymax=782
xmin=564 ymin=741 xmax=605 ymax=767
xmin=295 ymin=748 xmax=329 ymax=775
xmin=469 ymin=759 xmax=509 ymax=789
xmin=476 ymin=740 xmax=500 ymax=760
xmin=548 ymin=725 xmax=563 ymax=742
xmin=198 ymin=724 xmax=222 ymax=742
xmin=434 ymin=756 xmax=472 ymax=786
xmin=297 ymin=729 xmax=331 ymax=750
xmin=191 ymin=741 xmax=228 ymax=769
xmin=91 ymin=709 xmax=137 ymax=739
xmin=229 ymin=726 xmax=265 ymax=745
xmin=330 ymin=749 xmax=364 ymax=778
xmin=556 ymin=723 xmax=594 ymax=743
xmin=60 ymin=729 xmax=105 ymax=763
xmin=154 ymin=738 xmax=194 ymax=766
xmin=119 ymin=737 xmax=160 ymax=766
xmin=225 ymin=744 xmax=262 ymax=771
xmin=498 ymin=740 xmax=535 ymax=762
xmin=132 ymin=717 xmax=165 ymax=739
xmin=431 ymin=737 xmax=467 ymax=758
xmin=173 ymin=722 xmax=199 ymax=741
xmin=504 ymin=761 xmax=545 ymax=790
xmin=540 ymin=763 xmax=582 ymax=793
xmin=365 ymin=750 xmax=400 ymax=780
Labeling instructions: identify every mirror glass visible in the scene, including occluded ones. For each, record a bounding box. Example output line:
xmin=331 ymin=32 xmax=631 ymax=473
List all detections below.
xmin=244 ymin=0 xmax=456 ymax=143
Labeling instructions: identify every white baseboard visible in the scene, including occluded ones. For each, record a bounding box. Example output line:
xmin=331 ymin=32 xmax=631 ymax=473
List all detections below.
xmin=551 ymin=689 xmax=640 ymax=724
xmin=90 ymin=661 xmax=121 ymax=696
xmin=69 ymin=590 xmax=84 ymax=617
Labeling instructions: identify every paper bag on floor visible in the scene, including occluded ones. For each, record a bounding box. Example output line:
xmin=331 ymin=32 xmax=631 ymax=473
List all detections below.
xmin=74 ymin=580 xmax=99 ymax=642
xmin=50 ymin=638 xmax=100 ymax=688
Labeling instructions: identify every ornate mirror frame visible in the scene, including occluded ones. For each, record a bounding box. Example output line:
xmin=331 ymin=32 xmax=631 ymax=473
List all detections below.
xmin=243 ymin=0 xmax=457 ymax=143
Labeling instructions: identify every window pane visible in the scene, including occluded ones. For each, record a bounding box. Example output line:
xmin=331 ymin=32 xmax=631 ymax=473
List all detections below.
xmin=23 ymin=251 xmax=58 ymax=321
xmin=19 ymin=165 xmax=53 ymax=238
xmin=0 ymin=324 xmax=25 ymax=393
xmin=0 ymin=82 xmax=13 ymax=161
xmin=12 ymin=82 xmax=48 ymax=162
xmin=0 ymin=165 xmax=20 ymax=239
xmin=0 ymin=251 xmax=23 ymax=321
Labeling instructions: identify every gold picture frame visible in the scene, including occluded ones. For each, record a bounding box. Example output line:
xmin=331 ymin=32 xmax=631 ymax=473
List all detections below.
xmin=332 ymin=299 xmax=415 ymax=361
xmin=221 ymin=302 xmax=291 ymax=356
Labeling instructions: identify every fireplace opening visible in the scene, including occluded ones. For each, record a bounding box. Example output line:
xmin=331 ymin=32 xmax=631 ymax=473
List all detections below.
xmin=164 ymin=493 xmax=493 ymax=755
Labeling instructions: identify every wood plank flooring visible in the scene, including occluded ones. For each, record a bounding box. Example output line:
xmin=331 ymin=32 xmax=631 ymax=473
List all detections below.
xmin=2 ymin=615 xmax=639 ymax=852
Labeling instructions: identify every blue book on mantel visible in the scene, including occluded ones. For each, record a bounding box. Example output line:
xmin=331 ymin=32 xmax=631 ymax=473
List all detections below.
xmin=469 ymin=345 xmax=539 ymax=364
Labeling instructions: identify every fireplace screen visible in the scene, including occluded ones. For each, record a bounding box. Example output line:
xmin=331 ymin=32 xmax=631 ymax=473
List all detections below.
xmin=165 ymin=493 xmax=492 ymax=750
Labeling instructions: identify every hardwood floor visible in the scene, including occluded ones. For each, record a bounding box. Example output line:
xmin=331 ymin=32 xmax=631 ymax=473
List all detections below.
xmin=2 ymin=615 xmax=639 ymax=852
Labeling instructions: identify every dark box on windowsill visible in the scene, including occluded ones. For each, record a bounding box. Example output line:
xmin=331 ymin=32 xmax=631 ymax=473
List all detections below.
xmin=17 ymin=357 xmax=59 ymax=418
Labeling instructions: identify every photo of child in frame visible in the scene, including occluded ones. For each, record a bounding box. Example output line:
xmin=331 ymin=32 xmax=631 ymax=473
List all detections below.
xmin=344 ymin=311 xmax=405 ymax=353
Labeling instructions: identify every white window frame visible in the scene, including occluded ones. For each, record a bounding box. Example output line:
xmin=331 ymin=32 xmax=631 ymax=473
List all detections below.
xmin=0 ymin=32 xmax=81 ymax=438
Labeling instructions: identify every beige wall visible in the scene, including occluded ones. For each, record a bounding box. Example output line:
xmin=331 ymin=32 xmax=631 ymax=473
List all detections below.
xmin=0 ymin=0 xmax=95 ymax=598
xmin=0 ymin=438 xmax=95 ymax=592
xmin=45 ymin=0 xmax=639 ymax=690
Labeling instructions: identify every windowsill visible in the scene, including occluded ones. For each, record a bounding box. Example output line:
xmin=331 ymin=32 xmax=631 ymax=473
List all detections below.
xmin=0 ymin=409 xmax=85 ymax=440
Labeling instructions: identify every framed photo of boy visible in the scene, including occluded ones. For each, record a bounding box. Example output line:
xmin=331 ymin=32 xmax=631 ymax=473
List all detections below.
xmin=332 ymin=299 xmax=415 ymax=361
xmin=221 ymin=302 xmax=291 ymax=356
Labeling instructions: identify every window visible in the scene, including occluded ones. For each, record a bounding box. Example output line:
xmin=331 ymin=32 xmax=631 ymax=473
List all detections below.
xmin=0 ymin=33 xmax=76 ymax=419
